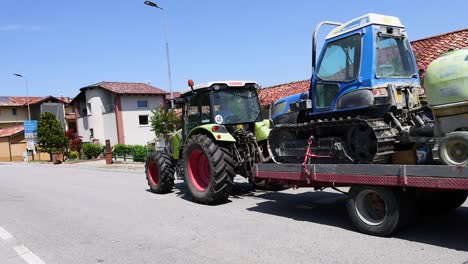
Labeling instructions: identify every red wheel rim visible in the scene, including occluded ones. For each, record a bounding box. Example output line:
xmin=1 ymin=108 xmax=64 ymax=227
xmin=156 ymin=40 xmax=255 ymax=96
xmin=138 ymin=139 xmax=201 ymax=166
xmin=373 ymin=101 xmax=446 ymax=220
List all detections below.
xmin=188 ymin=149 xmax=210 ymax=191
xmin=148 ymin=162 xmax=160 ymax=185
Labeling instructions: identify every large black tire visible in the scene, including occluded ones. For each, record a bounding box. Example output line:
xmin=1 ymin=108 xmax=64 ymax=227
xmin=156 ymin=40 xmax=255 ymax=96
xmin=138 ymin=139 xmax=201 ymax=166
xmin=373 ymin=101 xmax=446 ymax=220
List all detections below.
xmin=346 ymin=185 xmax=412 ymax=236
xmin=439 ymin=131 xmax=468 ymax=166
xmin=145 ymin=151 xmax=175 ymax=194
xmin=415 ymin=190 xmax=468 ymax=212
xmin=183 ymin=134 xmax=235 ymax=204
xmin=441 ymin=191 xmax=468 ymax=210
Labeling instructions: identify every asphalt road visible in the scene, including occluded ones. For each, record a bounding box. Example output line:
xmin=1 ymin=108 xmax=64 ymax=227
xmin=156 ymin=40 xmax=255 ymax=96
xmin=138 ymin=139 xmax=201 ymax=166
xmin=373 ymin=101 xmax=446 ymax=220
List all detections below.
xmin=0 ymin=163 xmax=467 ymax=264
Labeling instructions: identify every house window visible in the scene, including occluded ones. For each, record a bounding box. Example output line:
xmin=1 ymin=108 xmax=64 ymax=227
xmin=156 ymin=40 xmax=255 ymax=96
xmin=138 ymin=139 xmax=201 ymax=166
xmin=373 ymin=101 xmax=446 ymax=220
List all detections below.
xmin=137 ymin=100 xmax=148 ymax=108
xmin=139 ymin=115 xmax=149 ymax=126
xmin=12 ymin=108 xmax=17 ymax=116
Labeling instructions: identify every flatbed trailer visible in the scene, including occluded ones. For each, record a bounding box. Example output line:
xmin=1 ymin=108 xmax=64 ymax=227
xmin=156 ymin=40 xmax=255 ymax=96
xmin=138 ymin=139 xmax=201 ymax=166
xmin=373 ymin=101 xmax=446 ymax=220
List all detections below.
xmin=253 ymin=163 xmax=468 ymax=236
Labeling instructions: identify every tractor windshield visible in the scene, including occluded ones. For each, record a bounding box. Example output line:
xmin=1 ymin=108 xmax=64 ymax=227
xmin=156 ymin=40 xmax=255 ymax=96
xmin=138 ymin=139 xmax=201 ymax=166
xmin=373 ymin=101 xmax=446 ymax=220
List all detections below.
xmin=212 ymin=89 xmax=261 ymax=124
xmin=376 ymin=36 xmax=416 ymax=78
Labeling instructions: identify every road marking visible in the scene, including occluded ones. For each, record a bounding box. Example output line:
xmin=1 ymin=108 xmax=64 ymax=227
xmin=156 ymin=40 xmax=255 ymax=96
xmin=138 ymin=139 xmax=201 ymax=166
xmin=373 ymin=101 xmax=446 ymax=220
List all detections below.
xmin=0 ymin=227 xmax=13 ymax=240
xmin=13 ymin=245 xmax=46 ymax=264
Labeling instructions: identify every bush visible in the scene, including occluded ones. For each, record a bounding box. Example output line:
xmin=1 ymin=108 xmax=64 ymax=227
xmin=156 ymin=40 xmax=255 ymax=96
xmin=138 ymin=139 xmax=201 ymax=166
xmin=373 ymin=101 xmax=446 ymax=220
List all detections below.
xmin=68 ymin=151 xmax=79 ymax=160
xmin=132 ymin=145 xmax=148 ymax=162
xmin=82 ymin=143 xmax=103 ymax=159
xmin=113 ymin=144 xmax=133 ymax=155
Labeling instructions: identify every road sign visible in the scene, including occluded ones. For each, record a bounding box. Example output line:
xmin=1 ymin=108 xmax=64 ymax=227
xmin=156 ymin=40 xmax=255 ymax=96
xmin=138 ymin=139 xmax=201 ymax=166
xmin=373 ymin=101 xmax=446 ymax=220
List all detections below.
xmin=24 ymin=120 xmax=38 ymax=133
xmin=27 ymin=141 xmax=35 ymax=151
xmin=24 ymin=120 xmax=38 ymax=144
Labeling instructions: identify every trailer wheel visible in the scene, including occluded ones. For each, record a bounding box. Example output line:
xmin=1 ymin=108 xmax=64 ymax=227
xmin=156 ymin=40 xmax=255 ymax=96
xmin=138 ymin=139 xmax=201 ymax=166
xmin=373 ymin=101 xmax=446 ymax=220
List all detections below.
xmin=418 ymin=190 xmax=468 ymax=212
xmin=183 ymin=134 xmax=235 ymax=204
xmin=145 ymin=151 xmax=175 ymax=194
xmin=439 ymin=131 xmax=468 ymax=166
xmin=441 ymin=191 xmax=468 ymax=210
xmin=346 ymin=186 xmax=410 ymax=236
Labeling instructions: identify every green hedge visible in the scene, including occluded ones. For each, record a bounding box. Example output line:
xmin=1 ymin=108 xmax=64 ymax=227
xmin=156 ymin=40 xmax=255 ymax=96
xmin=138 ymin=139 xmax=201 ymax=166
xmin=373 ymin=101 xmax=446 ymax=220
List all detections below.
xmin=112 ymin=144 xmax=155 ymax=162
xmin=82 ymin=143 xmax=103 ymax=159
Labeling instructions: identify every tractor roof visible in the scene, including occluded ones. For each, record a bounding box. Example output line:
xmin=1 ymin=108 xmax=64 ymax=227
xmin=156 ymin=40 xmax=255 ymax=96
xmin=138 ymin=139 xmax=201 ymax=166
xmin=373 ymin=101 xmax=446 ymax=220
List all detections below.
xmin=181 ymin=80 xmax=258 ymax=95
xmin=326 ymin=13 xmax=404 ymax=40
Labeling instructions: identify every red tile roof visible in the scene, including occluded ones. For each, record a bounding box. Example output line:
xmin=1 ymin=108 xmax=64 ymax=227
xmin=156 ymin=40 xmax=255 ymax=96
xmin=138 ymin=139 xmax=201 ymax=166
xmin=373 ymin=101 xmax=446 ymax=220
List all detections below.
xmin=83 ymin=82 xmax=169 ymax=95
xmin=0 ymin=124 xmax=24 ymax=138
xmin=0 ymin=96 xmax=70 ymax=106
xmin=411 ymin=28 xmax=468 ymax=72
xmin=165 ymin=92 xmax=181 ymax=100
xmin=258 ymin=80 xmax=310 ymax=106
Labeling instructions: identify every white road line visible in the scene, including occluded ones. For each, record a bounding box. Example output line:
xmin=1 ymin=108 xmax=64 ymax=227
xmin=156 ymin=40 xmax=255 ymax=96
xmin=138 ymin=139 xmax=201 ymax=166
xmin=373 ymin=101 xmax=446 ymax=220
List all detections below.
xmin=0 ymin=227 xmax=13 ymax=240
xmin=13 ymin=245 xmax=46 ymax=264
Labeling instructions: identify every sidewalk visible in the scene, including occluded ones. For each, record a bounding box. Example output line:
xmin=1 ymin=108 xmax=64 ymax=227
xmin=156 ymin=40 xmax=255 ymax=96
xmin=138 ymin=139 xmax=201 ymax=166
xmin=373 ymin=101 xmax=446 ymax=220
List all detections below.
xmin=63 ymin=159 xmax=145 ymax=172
xmin=0 ymin=159 xmax=146 ymax=173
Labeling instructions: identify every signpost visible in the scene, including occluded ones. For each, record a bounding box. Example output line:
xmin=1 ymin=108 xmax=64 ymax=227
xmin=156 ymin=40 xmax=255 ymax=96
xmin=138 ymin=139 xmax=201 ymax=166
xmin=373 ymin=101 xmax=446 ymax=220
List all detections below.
xmin=24 ymin=120 xmax=37 ymax=161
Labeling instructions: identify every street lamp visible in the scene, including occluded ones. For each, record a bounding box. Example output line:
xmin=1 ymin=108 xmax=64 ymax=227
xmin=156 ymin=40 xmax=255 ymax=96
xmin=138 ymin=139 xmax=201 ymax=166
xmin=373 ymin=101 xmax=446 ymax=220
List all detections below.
xmin=13 ymin=73 xmax=31 ymax=120
xmin=144 ymin=0 xmax=174 ymax=108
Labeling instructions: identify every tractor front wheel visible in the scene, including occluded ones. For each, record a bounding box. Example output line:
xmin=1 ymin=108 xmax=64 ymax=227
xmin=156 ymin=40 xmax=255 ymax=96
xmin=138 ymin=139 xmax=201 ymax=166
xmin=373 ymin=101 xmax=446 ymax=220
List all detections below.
xmin=183 ymin=134 xmax=235 ymax=204
xmin=145 ymin=151 xmax=175 ymax=194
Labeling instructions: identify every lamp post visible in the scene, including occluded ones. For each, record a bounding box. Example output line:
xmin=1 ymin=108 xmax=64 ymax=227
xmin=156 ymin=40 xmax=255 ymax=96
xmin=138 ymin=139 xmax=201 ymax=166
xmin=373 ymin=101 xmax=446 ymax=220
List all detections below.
xmin=144 ymin=0 xmax=174 ymax=108
xmin=13 ymin=73 xmax=31 ymax=120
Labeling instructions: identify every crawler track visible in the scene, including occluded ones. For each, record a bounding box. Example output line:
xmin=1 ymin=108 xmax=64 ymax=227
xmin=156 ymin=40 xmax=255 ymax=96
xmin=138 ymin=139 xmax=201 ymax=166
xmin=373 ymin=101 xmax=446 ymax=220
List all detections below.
xmin=269 ymin=117 xmax=397 ymax=163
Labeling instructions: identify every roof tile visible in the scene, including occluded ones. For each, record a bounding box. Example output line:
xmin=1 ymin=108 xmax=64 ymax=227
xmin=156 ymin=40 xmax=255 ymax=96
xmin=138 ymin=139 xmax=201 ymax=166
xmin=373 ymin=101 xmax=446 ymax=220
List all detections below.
xmin=258 ymin=80 xmax=310 ymax=105
xmin=411 ymin=28 xmax=468 ymax=72
xmin=84 ymin=82 xmax=169 ymax=95
xmin=0 ymin=124 xmax=24 ymax=138
xmin=0 ymin=96 xmax=70 ymax=106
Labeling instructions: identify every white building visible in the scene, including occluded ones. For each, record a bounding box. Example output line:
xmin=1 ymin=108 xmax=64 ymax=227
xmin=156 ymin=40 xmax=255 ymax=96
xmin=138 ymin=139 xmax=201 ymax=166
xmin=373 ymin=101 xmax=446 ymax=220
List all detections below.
xmin=72 ymin=82 xmax=168 ymax=146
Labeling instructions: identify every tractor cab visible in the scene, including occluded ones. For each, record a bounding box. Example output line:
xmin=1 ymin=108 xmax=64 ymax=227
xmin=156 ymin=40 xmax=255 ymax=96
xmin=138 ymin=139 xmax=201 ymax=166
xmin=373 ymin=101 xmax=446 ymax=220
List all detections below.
xmin=177 ymin=80 xmax=262 ymax=137
xmin=312 ymin=14 xmax=420 ymax=115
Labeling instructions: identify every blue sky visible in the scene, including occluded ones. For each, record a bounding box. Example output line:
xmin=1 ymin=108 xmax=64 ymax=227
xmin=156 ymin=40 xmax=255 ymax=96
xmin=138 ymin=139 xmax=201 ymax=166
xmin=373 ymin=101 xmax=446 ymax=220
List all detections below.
xmin=1 ymin=0 xmax=466 ymax=97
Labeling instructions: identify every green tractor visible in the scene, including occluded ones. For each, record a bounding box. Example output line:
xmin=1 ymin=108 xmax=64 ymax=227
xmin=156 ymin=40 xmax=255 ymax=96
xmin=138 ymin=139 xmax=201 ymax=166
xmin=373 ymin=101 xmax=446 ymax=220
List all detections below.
xmin=145 ymin=80 xmax=272 ymax=204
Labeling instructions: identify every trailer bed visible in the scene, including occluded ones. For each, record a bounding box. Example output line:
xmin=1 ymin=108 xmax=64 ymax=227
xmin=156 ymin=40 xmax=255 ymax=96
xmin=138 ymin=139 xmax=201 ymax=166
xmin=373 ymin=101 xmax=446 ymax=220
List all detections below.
xmin=254 ymin=163 xmax=468 ymax=190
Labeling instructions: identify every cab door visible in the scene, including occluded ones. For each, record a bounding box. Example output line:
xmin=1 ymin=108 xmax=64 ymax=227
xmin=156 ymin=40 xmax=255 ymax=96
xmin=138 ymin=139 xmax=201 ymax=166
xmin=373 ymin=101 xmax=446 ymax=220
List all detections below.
xmin=312 ymin=33 xmax=362 ymax=113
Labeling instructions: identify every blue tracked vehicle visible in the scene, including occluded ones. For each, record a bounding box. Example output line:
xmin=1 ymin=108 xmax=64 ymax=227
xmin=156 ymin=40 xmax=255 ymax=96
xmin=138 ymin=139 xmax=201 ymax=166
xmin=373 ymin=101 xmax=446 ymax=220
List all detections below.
xmin=269 ymin=14 xmax=426 ymax=164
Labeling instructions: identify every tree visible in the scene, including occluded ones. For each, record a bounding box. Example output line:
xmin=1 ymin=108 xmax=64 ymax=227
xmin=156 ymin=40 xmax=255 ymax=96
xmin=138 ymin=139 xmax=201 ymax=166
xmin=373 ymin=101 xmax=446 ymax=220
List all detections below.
xmin=37 ymin=112 xmax=69 ymax=161
xmin=150 ymin=105 xmax=181 ymax=137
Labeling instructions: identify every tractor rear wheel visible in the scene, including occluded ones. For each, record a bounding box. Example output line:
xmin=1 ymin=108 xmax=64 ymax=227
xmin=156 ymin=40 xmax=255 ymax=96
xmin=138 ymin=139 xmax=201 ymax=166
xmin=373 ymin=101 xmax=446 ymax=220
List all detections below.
xmin=145 ymin=151 xmax=175 ymax=194
xmin=183 ymin=134 xmax=235 ymax=204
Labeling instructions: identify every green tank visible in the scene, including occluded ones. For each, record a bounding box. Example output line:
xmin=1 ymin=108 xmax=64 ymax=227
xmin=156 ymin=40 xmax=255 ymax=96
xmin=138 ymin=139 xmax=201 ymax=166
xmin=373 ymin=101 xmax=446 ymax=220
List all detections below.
xmin=424 ymin=48 xmax=468 ymax=107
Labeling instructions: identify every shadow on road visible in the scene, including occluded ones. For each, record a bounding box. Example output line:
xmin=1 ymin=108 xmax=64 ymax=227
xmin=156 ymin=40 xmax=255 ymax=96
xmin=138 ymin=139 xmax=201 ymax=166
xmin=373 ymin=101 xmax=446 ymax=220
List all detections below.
xmin=246 ymin=190 xmax=468 ymax=252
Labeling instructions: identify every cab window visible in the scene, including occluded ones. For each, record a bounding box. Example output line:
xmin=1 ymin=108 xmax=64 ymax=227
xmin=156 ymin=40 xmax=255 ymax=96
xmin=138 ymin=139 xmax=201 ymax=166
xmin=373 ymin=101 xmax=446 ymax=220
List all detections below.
xmin=317 ymin=34 xmax=361 ymax=82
